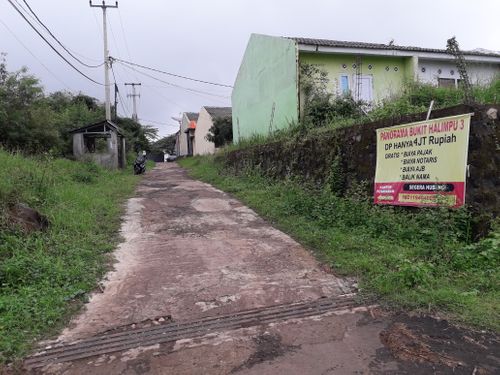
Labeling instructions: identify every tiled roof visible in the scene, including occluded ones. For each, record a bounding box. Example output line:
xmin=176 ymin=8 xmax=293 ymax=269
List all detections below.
xmin=290 ymin=37 xmax=500 ymax=58
xmin=185 ymin=112 xmax=199 ymax=122
xmin=204 ymin=106 xmax=232 ymax=119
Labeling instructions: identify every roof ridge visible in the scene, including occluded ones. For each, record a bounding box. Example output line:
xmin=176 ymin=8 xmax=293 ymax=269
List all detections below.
xmin=288 ymin=36 xmax=500 ymax=58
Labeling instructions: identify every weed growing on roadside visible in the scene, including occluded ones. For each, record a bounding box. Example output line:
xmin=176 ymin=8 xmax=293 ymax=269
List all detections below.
xmin=180 ymin=156 xmax=499 ymax=331
xmin=0 ymin=150 xmax=139 ymax=363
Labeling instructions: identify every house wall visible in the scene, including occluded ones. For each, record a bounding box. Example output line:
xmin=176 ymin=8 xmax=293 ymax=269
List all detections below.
xmin=73 ymin=133 xmax=85 ymax=157
xmin=299 ymin=52 xmax=412 ymax=104
xmin=194 ymin=107 xmax=216 ymax=155
xmin=417 ymin=59 xmax=499 ymax=86
xmin=232 ymin=34 xmax=299 ymax=143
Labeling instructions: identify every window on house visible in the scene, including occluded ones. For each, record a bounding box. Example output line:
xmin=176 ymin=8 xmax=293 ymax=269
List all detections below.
xmin=438 ymin=78 xmax=456 ymax=88
xmin=340 ymin=75 xmax=350 ymax=95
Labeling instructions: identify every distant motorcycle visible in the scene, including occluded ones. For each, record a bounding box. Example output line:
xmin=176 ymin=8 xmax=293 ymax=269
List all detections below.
xmin=134 ymin=152 xmax=147 ymax=175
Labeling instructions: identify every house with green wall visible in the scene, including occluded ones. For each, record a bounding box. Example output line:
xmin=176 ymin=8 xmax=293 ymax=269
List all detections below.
xmin=231 ymin=34 xmax=500 ymax=143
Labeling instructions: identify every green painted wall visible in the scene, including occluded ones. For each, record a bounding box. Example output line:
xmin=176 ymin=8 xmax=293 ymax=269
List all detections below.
xmin=299 ymin=52 xmax=412 ymax=104
xmin=232 ymin=34 xmax=299 ymax=143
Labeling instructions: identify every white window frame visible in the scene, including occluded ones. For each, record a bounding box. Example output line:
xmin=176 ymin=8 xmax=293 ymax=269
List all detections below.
xmin=339 ymin=74 xmax=350 ymax=96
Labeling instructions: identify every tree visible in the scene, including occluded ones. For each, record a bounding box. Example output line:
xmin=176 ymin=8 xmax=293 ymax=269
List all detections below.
xmin=0 ymin=54 xmax=57 ymax=153
xmin=115 ymin=117 xmax=158 ymax=153
xmin=0 ymin=55 xmax=160 ymax=156
xmin=151 ymin=134 xmax=176 ymax=154
xmin=206 ymin=117 xmax=233 ymax=147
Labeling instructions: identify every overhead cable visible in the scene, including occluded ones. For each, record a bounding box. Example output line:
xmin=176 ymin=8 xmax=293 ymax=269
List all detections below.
xmin=21 ymin=0 xmax=104 ymax=68
xmin=139 ymin=118 xmax=179 ymax=128
xmin=140 ymin=84 xmax=186 ymax=110
xmin=114 ymin=59 xmax=230 ymax=99
xmin=0 ymin=17 xmax=71 ymax=90
xmin=116 ymin=8 xmax=141 ymax=82
xmin=110 ymin=63 xmax=130 ymax=117
xmin=7 ymin=0 xmax=104 ymax=85
xmin=112 ymin=57 xmax=233 ymax=88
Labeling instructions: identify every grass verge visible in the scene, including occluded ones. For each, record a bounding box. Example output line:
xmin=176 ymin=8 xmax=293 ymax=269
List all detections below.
xmin=0 ymin=150 xmax=140 ymax=363
xmin=179 ymin=156 xmax=499 ymax=331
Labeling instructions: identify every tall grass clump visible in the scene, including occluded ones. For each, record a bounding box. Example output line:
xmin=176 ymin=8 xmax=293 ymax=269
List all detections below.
xmin=0 ymin=149 xmax=139 ymax=363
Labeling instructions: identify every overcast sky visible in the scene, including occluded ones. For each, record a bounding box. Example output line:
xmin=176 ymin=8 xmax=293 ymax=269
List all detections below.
xmin=1 ymin=0 xmax=499 ymax=137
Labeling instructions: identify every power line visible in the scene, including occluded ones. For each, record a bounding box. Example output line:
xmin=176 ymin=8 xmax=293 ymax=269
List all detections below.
xmin=116 ymin=8 xmax=140 ymax=83
xmin=21 ymin=0 xmax=104 ymax=68
xmin=139 ymin=118 xmax=179 ymax=128
xmin=115 ymin=59 xmax=231 ymax=99
xmin=6 ymin=0 xmax=104 ymax=85
xmin=116 ymin=9 xmax=132 ymax=58
xmin=0 ymin=17 xmax=71 ymax=90
xmin=91 ymin=7 xmax=103 ymax=38
xmin=110 ymin=63 xmax=130 ymax=117
xmin=141 ymin=84 xmax=186 ymax=110
xmin=12 ymin=0 xmax=35 ymax=21
xmin=117 ymin=89 xmax=129 ymax=117
xmin=112 ymin=57 xmax=233 ymax=88
xmin=107 ymin=13 xmax=122 ymax=61
xmin=112 ymin=64 xmax=139 ymax=114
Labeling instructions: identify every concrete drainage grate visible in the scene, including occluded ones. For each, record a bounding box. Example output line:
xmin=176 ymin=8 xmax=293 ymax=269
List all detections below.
xmin=26 ymin=295 xmax=359 ymax=369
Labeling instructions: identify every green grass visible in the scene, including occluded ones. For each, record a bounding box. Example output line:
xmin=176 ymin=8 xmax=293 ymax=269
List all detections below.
xmin=179 ymin=156 xmax=499 ymax=331
xmin=0 ymin=150 xmax=140 ymax=363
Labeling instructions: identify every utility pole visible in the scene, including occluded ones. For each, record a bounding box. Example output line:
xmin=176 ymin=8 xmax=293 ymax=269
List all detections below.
xmin=125 ymin=82 xmax=141 ymax=122
xmin=90 ymin=0 xmax=118 ymax=121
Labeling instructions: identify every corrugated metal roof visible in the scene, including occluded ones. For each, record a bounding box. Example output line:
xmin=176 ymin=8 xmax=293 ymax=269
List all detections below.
xmin=290 ymin=37 xmax=500 ymax=58
xmin=204 ymin=106 xmax=232 ymax=119
xmin=69 ymin=120 xmax=124 ymax=135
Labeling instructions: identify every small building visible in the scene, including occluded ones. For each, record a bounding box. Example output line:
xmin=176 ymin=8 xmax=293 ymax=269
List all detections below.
xmin=176 ymin=112 xmax=198 ymax=157
xmin=232 ymin=33 xmax=500 ymax=142
xmin=70 ymin=120 xmax=126 ymax=169
xmin=193 ymin=106 xmax=232 ymax=155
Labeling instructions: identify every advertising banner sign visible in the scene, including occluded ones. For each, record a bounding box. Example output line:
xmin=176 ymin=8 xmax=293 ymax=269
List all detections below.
xmin=374 ymin=113 xmax=472 ymax=207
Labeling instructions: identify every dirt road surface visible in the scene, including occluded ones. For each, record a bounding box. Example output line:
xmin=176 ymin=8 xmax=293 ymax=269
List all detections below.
xmin=26 ymin=163 xmax=499 ymax=374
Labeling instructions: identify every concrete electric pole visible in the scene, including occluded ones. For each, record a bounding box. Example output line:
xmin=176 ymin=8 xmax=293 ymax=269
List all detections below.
xmin=90 ymin=0 xmax=118 ymax=121
xmin=125 ymin=82 xmax=141 ymax=122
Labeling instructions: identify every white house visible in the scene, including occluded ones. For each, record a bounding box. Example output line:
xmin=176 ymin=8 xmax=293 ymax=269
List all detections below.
xmin=192 ymin=106 xmax=232 ymax=156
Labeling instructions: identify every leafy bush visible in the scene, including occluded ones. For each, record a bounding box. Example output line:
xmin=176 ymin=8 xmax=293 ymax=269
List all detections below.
xmin=300 ymin=63 xmax=364 ymax=127
xmin=393 ymin=260 xmax=434 ymax=288
xmin=370 ymin=78 xmax=500 ymax=121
